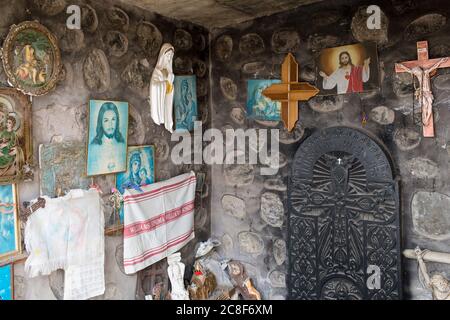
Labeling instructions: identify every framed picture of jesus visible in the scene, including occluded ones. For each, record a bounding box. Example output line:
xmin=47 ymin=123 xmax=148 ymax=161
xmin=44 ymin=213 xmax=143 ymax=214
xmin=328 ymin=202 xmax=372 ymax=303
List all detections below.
xmin=315 ymin=42 xmax=380 ymax=96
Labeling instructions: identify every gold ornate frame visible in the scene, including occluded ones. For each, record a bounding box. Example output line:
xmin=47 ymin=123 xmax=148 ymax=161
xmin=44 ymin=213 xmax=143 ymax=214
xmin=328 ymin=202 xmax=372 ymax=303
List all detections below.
xmin=1 ymin=20 xmax=62 ymax=96
xmin=0 ymin=88 xmax=33 ymax=184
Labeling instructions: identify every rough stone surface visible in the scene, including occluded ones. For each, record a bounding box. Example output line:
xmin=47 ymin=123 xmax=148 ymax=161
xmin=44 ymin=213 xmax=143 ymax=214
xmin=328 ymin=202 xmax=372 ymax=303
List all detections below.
xmin=307 ymin=34 xmax=340 ymax=52
xmin=220 ymin=77 xmax=238 ymax=100
xmin=210 ymin=0 xmax=450 ymax=302
xmin=405 ymin=14 xmax=446 ymax=40
xmin=224 ymin=163 xmax=254 ymax=187
xmin=230 ymin=107 xmax=245 ymax=125
xmin=81 ymin=4 xmax=98 ymax=33
xmin=222 ymin=194 xmax=247 ymax=219
xmin=273 ymin=239 xmax=286 ymax=266
xmin=128 ymin=104 xmax=146 ymax=145
xmin=433 ymin=74 xmax=450 ymax=90
xmin=195 ymin=207 xmax=208 ymax=229
xmin=174 ymin=56 xmax=193 ymax=74
xmin=412 ymin=192 xmax=450 ymax=240
xmin=242 ymin=61 xmax=266 ymax=74
xmin=174 ymin=29 xmax=193 ymax=50
xmin=351 ymin=6 xmax=389 ymax=45
xmin=264 ymin=178 xmax=287 ymax=192
xmin=83 ymin=48 xmax=111 ymax=93
xmin=121 ymin=59 xmax=150 ymax=90
xmin=106 ymin=6 xmax=130 ymax=32
xmin=57 ymin=27 xmax=85 ymax=53
xmin=308 ymin=95 xmax=344 ymax=113
xmin=151 ymin=137 xmax=170 ymax=161
xmin=271 ymin=29 xmax=300 ymax=53
xmin=261 ymin=152 xmax=287 ymax=170
xmin=268 ymin=270 xmax=286 ymax=288
xmin=238 ymin=231 xmax=264 ymax=255
xmin=32 ymin=0 xmax=66 ymax=16
xmin=215 ymin=35 xmax=233 ymax=62
xmin=193 ymin=59 xmax=207 ymax=78
xmin=405 ymin=157 xmax=439 ymax=179
xmin=311 ymin=10 xmax=341 ymax=26
xmin=104 ymin=31 xmax=129 ymax=57
xmin=136 ymin=21 xmax=163 ymax=58
xmin=239 ymin=33 xmax=265 ymax=55
xmin=393 ymin=128 xmax=422 ymax=151
xmin=222 ymin=233 xmax=233 ymax=253
xmin=277 ymin=125 xmax=304 ymax=144
xmin=8 ymin=0 xmax=210 ymax=301
xmin=370 ymin=106 xmax=395 ymax=125
xmin=260 ymin=192 xmax=284 ymax=228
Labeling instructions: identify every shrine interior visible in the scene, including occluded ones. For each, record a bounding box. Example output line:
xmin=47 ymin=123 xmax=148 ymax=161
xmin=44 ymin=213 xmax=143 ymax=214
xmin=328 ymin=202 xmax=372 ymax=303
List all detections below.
xmin=0 ymin=0 xmax=449 ymax=302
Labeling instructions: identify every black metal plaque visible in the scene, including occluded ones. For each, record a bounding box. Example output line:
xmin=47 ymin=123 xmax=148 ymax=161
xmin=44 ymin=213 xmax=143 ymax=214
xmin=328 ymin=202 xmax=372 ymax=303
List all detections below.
xmin=287 ymin=127 xmax=402 ymax=300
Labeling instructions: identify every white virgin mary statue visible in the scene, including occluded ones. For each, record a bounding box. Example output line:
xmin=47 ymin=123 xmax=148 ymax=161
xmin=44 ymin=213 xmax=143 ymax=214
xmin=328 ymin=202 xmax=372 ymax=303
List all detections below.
xmin=149 ymin=43 xmax=175 ymax=133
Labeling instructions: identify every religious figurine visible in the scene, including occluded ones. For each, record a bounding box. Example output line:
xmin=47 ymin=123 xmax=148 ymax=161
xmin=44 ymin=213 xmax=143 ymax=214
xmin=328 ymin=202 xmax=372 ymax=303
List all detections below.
xmin=149 ymin=43 xmax=175 ymax=133
xmin=227 ymin=260 xmax=261 ymax=300
xmin=195 ymin=238 xmax=221 ymax=259
xmin=396 ymin=57 xmax=448 ymax=136
xmin=167 ymin=252 xmax=190 ymax=300
xmin=188 ymin=261 xmax=217 ymax=300
xmin=415 ymin=247 xmax=450 ymax=300
xmin=395 ymin=41 xmax=450 ymax=137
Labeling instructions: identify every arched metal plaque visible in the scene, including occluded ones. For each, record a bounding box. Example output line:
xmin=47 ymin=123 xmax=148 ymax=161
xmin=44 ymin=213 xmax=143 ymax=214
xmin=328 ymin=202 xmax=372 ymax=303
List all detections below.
xmin=287 ymin=127 xmax=402 ymax=300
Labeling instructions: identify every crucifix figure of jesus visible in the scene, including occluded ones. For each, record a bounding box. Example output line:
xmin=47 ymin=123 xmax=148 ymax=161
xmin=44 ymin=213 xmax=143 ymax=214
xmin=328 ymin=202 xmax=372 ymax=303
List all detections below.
xmin=395 ymin=41 xmax=450 ymax=137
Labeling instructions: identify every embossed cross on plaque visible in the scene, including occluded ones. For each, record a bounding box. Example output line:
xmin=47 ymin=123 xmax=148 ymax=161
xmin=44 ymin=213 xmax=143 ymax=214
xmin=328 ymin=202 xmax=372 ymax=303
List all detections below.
xmin=262 ymin=53 xmax=319 ymax=132
xmin=288 ymin=127 xmax=402 ymax=300
xmin=395 ymin=41 xmax=450 ymax=137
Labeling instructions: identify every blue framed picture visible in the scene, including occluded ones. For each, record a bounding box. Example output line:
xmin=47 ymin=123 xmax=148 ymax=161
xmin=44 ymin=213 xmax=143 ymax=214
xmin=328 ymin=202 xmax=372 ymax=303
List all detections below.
xmin=116 ymin=145 xmax=155 ymax=223
xmin=0 ymin=264 xmax=13 ymax=300
xmin=0 ymin=184 xmax=20 ymax=261
xmin=174 ymin=75 xmax=198 ymax=132
xmin=87 ymin=100 xmax=129 ymax=176
xmin=246 ymin=79 xmax=281 ymax=121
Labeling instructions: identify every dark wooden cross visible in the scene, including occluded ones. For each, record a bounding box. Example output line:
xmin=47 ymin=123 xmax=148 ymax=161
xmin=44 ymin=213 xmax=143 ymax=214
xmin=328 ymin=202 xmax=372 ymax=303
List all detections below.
xmin=395 ymin=41 xmax=450 ymax=137
xmin=262 ymin=53 xmax=319 ymax=132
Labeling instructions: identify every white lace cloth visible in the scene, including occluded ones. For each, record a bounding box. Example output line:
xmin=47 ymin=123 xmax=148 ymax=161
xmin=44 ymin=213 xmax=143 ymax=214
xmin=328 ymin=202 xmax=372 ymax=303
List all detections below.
xmin=24 ymin=189 xmax=105 ymax=300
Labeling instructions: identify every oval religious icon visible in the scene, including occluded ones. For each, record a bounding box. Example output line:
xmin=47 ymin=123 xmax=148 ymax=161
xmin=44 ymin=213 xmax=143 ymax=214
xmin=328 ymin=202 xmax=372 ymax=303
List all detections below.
xmin=1 ymin=21 xmax=62 ymax=96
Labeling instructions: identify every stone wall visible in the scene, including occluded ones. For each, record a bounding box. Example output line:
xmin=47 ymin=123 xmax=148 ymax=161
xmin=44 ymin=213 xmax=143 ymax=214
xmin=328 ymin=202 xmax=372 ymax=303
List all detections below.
xmin=0 ymin=0 xmax=210 ymax=299
xmin=210 ymin=0 xmax=450 ymax=299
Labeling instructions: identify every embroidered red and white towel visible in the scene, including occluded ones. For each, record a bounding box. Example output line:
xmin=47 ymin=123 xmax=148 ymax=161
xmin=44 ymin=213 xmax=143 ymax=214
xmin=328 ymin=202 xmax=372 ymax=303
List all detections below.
xmin=123 ymin=171 xmax=196 ymax=274
xmin=24 ymin=189 xmax=105 ymax=300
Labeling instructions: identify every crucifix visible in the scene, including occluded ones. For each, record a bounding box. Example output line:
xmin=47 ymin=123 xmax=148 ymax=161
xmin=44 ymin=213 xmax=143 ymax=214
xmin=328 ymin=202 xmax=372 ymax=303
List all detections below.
xmin=395 ymin=41 xmax=450 ymax=137
xmin=404 ymin=247 xmax=450 ymax=300
xmin=262 ymin=53 xmax=319 ymax=132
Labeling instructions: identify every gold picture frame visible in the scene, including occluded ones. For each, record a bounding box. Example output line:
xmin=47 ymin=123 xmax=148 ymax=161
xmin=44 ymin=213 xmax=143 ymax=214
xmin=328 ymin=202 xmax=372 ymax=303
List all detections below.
xmin=1 ymin=20 xmax=62 ymax=96
xmin=0 ymin=88 xmax=32 ymax=184
xmin=0 ymin=184 xmax=22 ymax=263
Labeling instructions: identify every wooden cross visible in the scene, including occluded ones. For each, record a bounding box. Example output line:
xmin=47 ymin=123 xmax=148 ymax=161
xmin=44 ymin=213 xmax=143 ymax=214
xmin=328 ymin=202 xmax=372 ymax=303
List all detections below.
xmin=395 ymin=41 xmax=450 ymax=137
xmin=262 ymin=53 xmax=319 ymax=131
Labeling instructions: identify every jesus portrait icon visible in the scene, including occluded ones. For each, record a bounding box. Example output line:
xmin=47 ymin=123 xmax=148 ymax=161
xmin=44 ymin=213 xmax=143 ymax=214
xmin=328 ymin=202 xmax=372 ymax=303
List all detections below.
xmin=316 ymin=42 xmax=380 ymax=96
xmin=87 ymin=100 xmax=129 ymax=176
